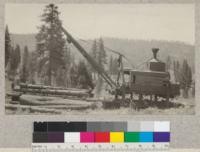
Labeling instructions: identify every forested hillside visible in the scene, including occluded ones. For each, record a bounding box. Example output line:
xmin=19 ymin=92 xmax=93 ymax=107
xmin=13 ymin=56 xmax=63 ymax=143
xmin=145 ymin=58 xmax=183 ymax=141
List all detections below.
xmin=10 ymin=34 xmax=194 ymax=70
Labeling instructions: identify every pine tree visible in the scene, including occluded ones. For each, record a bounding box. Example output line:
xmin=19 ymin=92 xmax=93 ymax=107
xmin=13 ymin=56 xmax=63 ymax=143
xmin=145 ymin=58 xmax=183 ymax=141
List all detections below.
xmin=109 ymin=55 xmax=113 ymax=75
xmin=10 ymin=45 xmax=21 ymax=72
xmin=9 ymin=47 xmax=15 ymax=77
xmin=166 ymin=55 xmax=171 ymax=71
xmin=9 ymin=45 xmax=21 ymax=80
xmin=15 ymin=45 xmax=21 ymax=72
xmin=20 ymin=46 xmax=29 ymax=83
xmin=98 ymin=38 xmax=107 ymax=68
xmin=95 ymin=38 xmax=107 ymax=95
xmin=91 ymin=39 xmax=97 ymax=61
xmin=77 ymin=60 xmax=93 ymax=89
xmin=63 ymin=46 xmax=71 ymax=69
xmin=5 ymin=25 xmax=11 ymax=67
xmin=180 ymin=59 xmax=192 ymax=98
xmin=69 ymin=63 xmax=78 ymax=87
xmin=112 ymin=57 xmax=119 ymax=75
xmin=109 ymin=55 xmax=119 ymax=75
xmin=89 ymin=39 xmax=98 ymax=80
xmin=56 ymin=66 xmax=66 ymax=87
xmin=36 ymin=4 xmax=66 ymax=85
xmin=29 ymin=52 xmax=37 ymax=84
xmin=173 ymin=60 xmax=180 ymax=83
xmin=95 ymin=75 xmax=103 ymax=97
xmin=55 ymin=46 xmax=73 ymax=87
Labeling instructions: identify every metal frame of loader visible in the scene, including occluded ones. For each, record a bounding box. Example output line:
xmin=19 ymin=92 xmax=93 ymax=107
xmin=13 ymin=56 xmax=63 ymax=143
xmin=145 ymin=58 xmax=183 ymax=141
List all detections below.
xmin=61 ymin=26 xmax=180 ymax=109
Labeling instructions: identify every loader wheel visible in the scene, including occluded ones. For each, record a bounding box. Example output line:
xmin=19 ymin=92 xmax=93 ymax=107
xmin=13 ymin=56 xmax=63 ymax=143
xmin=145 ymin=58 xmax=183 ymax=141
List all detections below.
xmin=139 ymin=94 xmax=143 ymax=101
xmin=102 ymin=101 xmax=121 ymax=109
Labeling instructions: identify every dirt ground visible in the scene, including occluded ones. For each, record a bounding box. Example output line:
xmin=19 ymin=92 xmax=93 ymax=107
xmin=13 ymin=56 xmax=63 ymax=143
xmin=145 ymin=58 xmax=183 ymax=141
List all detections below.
xmin=5 ymin=96 xmax=195 ymax=115
xmin=63 ymin=97 xmax=195 ymax=115
xmin=5 ymin=78 xmax=195 ymax=115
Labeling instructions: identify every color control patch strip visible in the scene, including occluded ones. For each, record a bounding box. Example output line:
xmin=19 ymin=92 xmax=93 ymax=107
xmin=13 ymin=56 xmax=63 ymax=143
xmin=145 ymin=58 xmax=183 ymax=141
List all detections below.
xmin=33 ymin=131 xmax=170 ymax=143
xmin=33 ymin=121 xmax=170 ymax=143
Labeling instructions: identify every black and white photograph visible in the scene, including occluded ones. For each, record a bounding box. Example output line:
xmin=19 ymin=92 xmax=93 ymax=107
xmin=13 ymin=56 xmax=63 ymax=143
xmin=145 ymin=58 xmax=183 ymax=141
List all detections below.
xmin=5 ymin=3 xmax=195 ymax=115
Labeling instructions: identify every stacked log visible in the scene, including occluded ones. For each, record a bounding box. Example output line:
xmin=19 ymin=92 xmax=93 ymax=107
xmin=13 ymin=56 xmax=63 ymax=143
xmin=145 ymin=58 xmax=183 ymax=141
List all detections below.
xmin=19 ymin=95 xmax=92 ymax=106
xmin=5 ymin=104 xmax=61 ymax=114
xmin=20 ymin=83 xmax=90 ymax=92
xmin=6 ymin=94 xmax=97 ymax=114
xmin=14 ymin=83 xmax=93 ymax=98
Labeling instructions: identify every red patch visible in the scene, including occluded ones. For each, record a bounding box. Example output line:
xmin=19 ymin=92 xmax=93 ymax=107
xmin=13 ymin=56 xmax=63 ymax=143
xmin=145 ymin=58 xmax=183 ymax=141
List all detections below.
xmin=95 ymin=132 xmax=110 ymax=142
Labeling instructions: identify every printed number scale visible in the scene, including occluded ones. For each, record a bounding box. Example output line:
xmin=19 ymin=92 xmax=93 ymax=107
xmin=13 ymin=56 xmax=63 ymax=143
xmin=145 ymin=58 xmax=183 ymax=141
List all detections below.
xmin=32 ymin=143 xmax=170 ymax=151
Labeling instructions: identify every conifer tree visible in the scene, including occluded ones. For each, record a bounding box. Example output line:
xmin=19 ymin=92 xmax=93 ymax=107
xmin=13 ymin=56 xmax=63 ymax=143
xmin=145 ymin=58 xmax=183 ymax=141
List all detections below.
xmin=91 ymin=39 xmax=97 ymax=61
xmin=20 ymin=46 xmax=29 ymax=83
xmin=166 ymin=55 xmax=171 ymax=71
xmin=36 ymin=4 xmax=66 ymax=85
xmin=98 ymin=38 xmax=107 ymax=68
xmin=10 ymin=45 xmax=21 ymax=72
xmin=173 ymin=60 xmax=180 ymax=83
xmin=5 ymin=25 xmax=11 ymax=67
xmin=109 ymin=55 xmax=113 ymax=75
xmin=9 ymin=45 xmax=21 ymax=78
xmin=89 ymin=39 xmax=98 ymax=80
xmin=77 ymin=60 xmax=94 ymax=89
xmin=29 ymin=52 xmax=37 ymax=84
xmin=180 ymin=59 xmax=192 ymax=98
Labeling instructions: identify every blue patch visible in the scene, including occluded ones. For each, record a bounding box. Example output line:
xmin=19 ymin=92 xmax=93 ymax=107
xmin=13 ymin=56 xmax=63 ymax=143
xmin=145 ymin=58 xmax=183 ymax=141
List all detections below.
xmin=139 ymin=132 xmax=153 ymax=142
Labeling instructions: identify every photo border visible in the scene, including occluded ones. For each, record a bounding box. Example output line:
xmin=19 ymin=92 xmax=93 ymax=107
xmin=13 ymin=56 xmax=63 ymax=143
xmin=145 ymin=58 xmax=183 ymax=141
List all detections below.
xmin=0 ymin=0 xmax=199 ymax=148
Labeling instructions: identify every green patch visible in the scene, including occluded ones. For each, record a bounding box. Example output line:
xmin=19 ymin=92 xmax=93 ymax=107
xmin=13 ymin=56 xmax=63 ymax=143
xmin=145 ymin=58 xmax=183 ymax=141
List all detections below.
xmin=124 ymin=132 xmax=139 ymax=142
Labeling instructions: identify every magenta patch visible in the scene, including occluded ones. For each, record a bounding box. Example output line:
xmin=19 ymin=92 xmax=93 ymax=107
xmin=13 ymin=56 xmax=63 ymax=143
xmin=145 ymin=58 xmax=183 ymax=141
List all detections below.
xmin=80 ymin=132 xmax=94 ymax=143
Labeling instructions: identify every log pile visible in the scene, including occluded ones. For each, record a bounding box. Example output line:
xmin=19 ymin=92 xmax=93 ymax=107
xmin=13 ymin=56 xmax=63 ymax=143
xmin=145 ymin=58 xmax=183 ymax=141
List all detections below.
xmin=19 ymin=95 xmax=92 ymax=106
xmin=6 ymin=83 xmax=96 ymax=114
xmin=5 ymin=104 xmax=61 ymax=114
xmin=14 ymin=83 xmax=93 ymax=98
xmin=6 ymin=92 xmax=22 ymax=101
xmin=6 ymin=94 xmax=96 ymax=114
xmin=20 ymin=83 xmax=90 ymax=92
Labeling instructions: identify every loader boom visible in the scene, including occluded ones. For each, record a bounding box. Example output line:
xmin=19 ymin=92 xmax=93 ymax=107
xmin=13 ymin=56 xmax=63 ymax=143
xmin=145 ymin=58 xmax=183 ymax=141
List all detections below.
xmin=61 ymin=26 xmax=118 ymax=90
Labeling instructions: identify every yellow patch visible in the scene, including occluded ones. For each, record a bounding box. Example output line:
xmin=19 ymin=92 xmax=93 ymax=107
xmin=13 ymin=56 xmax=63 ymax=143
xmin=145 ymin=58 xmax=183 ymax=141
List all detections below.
xmin=110 ymin=132 xmax=124 ymax=143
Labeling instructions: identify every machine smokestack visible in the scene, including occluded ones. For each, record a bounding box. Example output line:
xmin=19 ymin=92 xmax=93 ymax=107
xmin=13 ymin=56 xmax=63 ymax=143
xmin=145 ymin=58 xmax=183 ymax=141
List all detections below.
xmin=150 ymin=48 xmax=165 ymax=72
xmin=152 ymin=48 xmax=159 ymax=59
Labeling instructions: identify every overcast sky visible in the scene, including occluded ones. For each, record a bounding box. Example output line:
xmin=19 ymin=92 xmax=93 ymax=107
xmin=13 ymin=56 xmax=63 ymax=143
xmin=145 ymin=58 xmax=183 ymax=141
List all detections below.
xmin=5 ymin=4 xmax=194 ymax=44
